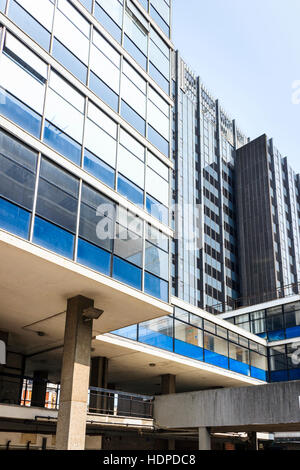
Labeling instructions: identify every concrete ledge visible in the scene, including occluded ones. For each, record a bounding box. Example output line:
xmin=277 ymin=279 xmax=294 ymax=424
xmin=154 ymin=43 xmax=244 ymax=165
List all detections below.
xmin=154 ymin=380 xmax=300 ymax=432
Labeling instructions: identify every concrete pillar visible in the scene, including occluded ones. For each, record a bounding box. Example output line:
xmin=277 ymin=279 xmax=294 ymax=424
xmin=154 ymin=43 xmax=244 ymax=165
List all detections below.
xmin=0 ymin=331 xmax=7 ymax=365
xmin=198 ymin=427 xmax=211 ymax=450
xmin=89 ymin=357 xmax=108 ymax=414
xmin=161 ymin=374 xmax=176 ymax=395
xmin=31 ymin=371 xmax=48 ymax=408
xmin=248 ymin=432 xmax=258 ymax=450
xmin=56 ymin=296 xmax=94 ymax=450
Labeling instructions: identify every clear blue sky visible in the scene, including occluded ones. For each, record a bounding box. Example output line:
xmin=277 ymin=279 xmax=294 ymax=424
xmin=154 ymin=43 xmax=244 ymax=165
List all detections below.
xmin=172 ymin=0 xmax=300 ymax=173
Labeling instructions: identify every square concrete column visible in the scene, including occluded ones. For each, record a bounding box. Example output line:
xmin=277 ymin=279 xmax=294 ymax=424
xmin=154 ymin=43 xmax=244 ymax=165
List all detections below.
xmin=198 ymin=427 xmax=211 ymax=450
xmin=89 ymin=357 xmax=108 ymax=414
xmin=161 ymin=374 xmax=176 ymax=395
xmin=56 ymin=296 xmax=94 ymax=450
xmin=31 ymin=370 xmax=48 ymax=408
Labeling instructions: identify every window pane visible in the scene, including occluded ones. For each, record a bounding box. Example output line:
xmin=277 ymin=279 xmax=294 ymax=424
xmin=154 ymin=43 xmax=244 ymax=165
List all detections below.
xmin=0 ymin=54 xmax=45 ymax=115
xmin=77 ymin=237 xmax=111 ymax=275
xmin=43 ymin=121 xmax=82 ymax=166
xmin=0 ymin=129 xmax=37 ymax=210
xmin=0 ymin=197 xmax=31 ymax=239
xmin=117 ymin=174 xmax=144 ymax=207
xmin=144 ymin=271 xmax=168 ymax=301
xmin=9 ymin=0 xmax=51 ymax=50
xmin=139 ymin=316 xmax=173 ymax=350
xmin=123 ymin=35 xmax=147 ymax=70
xmin=0 ymin=88 xmax=42 ymax=138
xmin=84 ymin=118 xmax=117 ymax=168
xmin=114 ymin=222 xmax=143 ymax=266
xmin=112 ymin=256 xmax=142 ymax=290
xmin=94 ymin=2 xmax=122 ymax=43
xmin=52 ymin=38 xmax=87 ymax=83
xmin=174 ymin=320 xmax=203 ymax=360
xmin=54 ymin=9 xmax=90 ymax=64
xmin=145 ymin=241 xmax=168 ymax=280
xmin=146 ymin=194 xmax=168 ymax=225
xmin=33 ymin=216 xmax=75 ymax=258
xmin=36 ymin=158 xmax=79 ymax=233
xmin=118 ymin=145 xmax=145 ymax=189
xmin=84 ymin=149 xmax=115 ymax=188
xmin=79 ymin=183 xmax=115 ymax=252
xmin=121 ymin=100 xmax=146 ymax=136
xmin=89 ymin=72 xmax=119 ymax=112
xmin=148 ymin=125 xmax=169 ymax=157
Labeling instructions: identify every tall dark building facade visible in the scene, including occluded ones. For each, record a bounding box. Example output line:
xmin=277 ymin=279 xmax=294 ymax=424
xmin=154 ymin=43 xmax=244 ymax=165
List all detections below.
xmin=236 ymin=134 xmax=300 ymax=306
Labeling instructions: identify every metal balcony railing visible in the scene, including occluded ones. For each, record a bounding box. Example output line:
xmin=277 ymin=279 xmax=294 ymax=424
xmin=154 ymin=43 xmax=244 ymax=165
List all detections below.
xmin=207 ymin=281 xmax=300 ymax=315
xmin=0 ymin=373 xmax=154 ymax=419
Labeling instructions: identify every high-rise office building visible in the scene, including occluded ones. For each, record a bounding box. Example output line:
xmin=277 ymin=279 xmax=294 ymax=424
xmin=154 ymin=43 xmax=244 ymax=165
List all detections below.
xmin=0 ymin=0 xmax=299 ymax=451
xmin=171 ymin=52 xmax=248 ymax=312
xmin=236 ymin=134 xmax=300 ymax=305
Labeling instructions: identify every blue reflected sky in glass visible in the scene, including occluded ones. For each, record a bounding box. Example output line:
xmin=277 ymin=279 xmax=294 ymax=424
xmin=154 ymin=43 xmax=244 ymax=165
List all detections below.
xmin=0 ymin=197 xmax=30 ymax=239
xmin=149 ymin=63 xmax=169 ymax=95
xmin=150 ymin=5 xmax=169 ymax=37
xmin=43 ymin=121 xmax=81 ymax=166
xmin=118 ymin=174 xmax=144 ymax=208
xmin=0 ymin=88 xmax=41 ymax=138
xmin=112 ymin=256 xmax=142 ymax=290
xmin=121 ymin=101 xmax=146 ymax=137
xmin=78 ymin=0 xmax=92 ymax=12
xmin=89 ymin=72 xmax=119 ymax=112
xmin=77 ymin=238 xmax=111 ymax=276
xmin=144 ymin=271 xmax=168 ymax=302
xmin=84 ymin=149 xmax=115 ymax=188
xmin=147 ymin=125 xmax=169 ymax=157
xmin=8 ymin=0 xmax=51 ymax=51
xmin=146 ymin=194 xmax=168 ymax=226
xmin=123 ymin=35 xmax=147 ymax=71
xmin=52 ymin=39 xmax=87 ymax=84
xmin=33 ymin=216 xmax=74 ymax=259
xmin=94 ymin=3 xmax=122 ymax=43
xmin=0 ymin=0 xmax=6 ymax=12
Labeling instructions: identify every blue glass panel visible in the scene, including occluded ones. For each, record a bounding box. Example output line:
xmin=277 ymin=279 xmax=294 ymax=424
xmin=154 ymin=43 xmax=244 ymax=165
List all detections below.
xmin=94 ymin=3 xmax=122 ymax=43
xmin=77 ymin=238 xmax=111 ymax=276
xmin=139 ymin=326 xmax=173 ymax=351
xmin=52 ymin=39 xmax=87 ymax=84
xmin=79 ymin=0 xmax=92 ymax=11
xmin=144 ymin=272 xmax=169 ymax=302
xmin=0 ymin=0 xmax=6 ymax=12
xmin=33 ymin=217 xmax=74 ymax=259
xmin=89 ymin=72 xmax=119 ymax=112
xmin=229 ymin=358 xmax=250 ymax=376
xmin=43 ymin=121 xmax=81 ymax=166
xmin=289 ymin=368 xmax=300 ymax=381
xmin=112 ymin=325 xmax=138 ymax=341
xmin=285 ymin=325 xmax=300 ymax=339
xmin=0 ymin=197 xmax=30 ymax=239
xmin=268 ymin=329 xmax=285 ymax=341
xmin=118 ymin=174 xmax=144 ymax=207
xmin=256 ymin=332 xmax=268 ymax=339
xmin=113 ymin=256 xmax=142 ymax=290
xmin=9 ymin=0 xmax=51 ymax=50
xmin=149 ymin=62 xmax=169 ymax=95
xmin=147 ymin=125 xmax=169 ymax=157
xmin=121 ymin=100 xmax=146 ymax=136
xmin=0 ymin=88 xmax=41 ymax=138
xmin=204 ymin=350 xmax=229 ymax=369
xmin=150 ymin=5 xmax=170 ymax=37
xmin=269 ymin=370 xmax=289 ymax=382
xmin=250 ymin=366 xmax=267 ymax=381
xmin=146 ymin=194 xmax=169 ymax=225
xmin=84 ymin=150 xmax=115 ymax=188
xmin=137 ymin=0 xmax=148 ymax=11
xmin=123 ymin=35 xmax=147 ymax=71
xmin=174 ymin=339 xmax=203 ymax=361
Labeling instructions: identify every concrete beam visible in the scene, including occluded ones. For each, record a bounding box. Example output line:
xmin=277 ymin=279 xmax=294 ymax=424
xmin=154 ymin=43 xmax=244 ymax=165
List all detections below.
xmin=154 ymin=381 xmax=300 ymax=432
